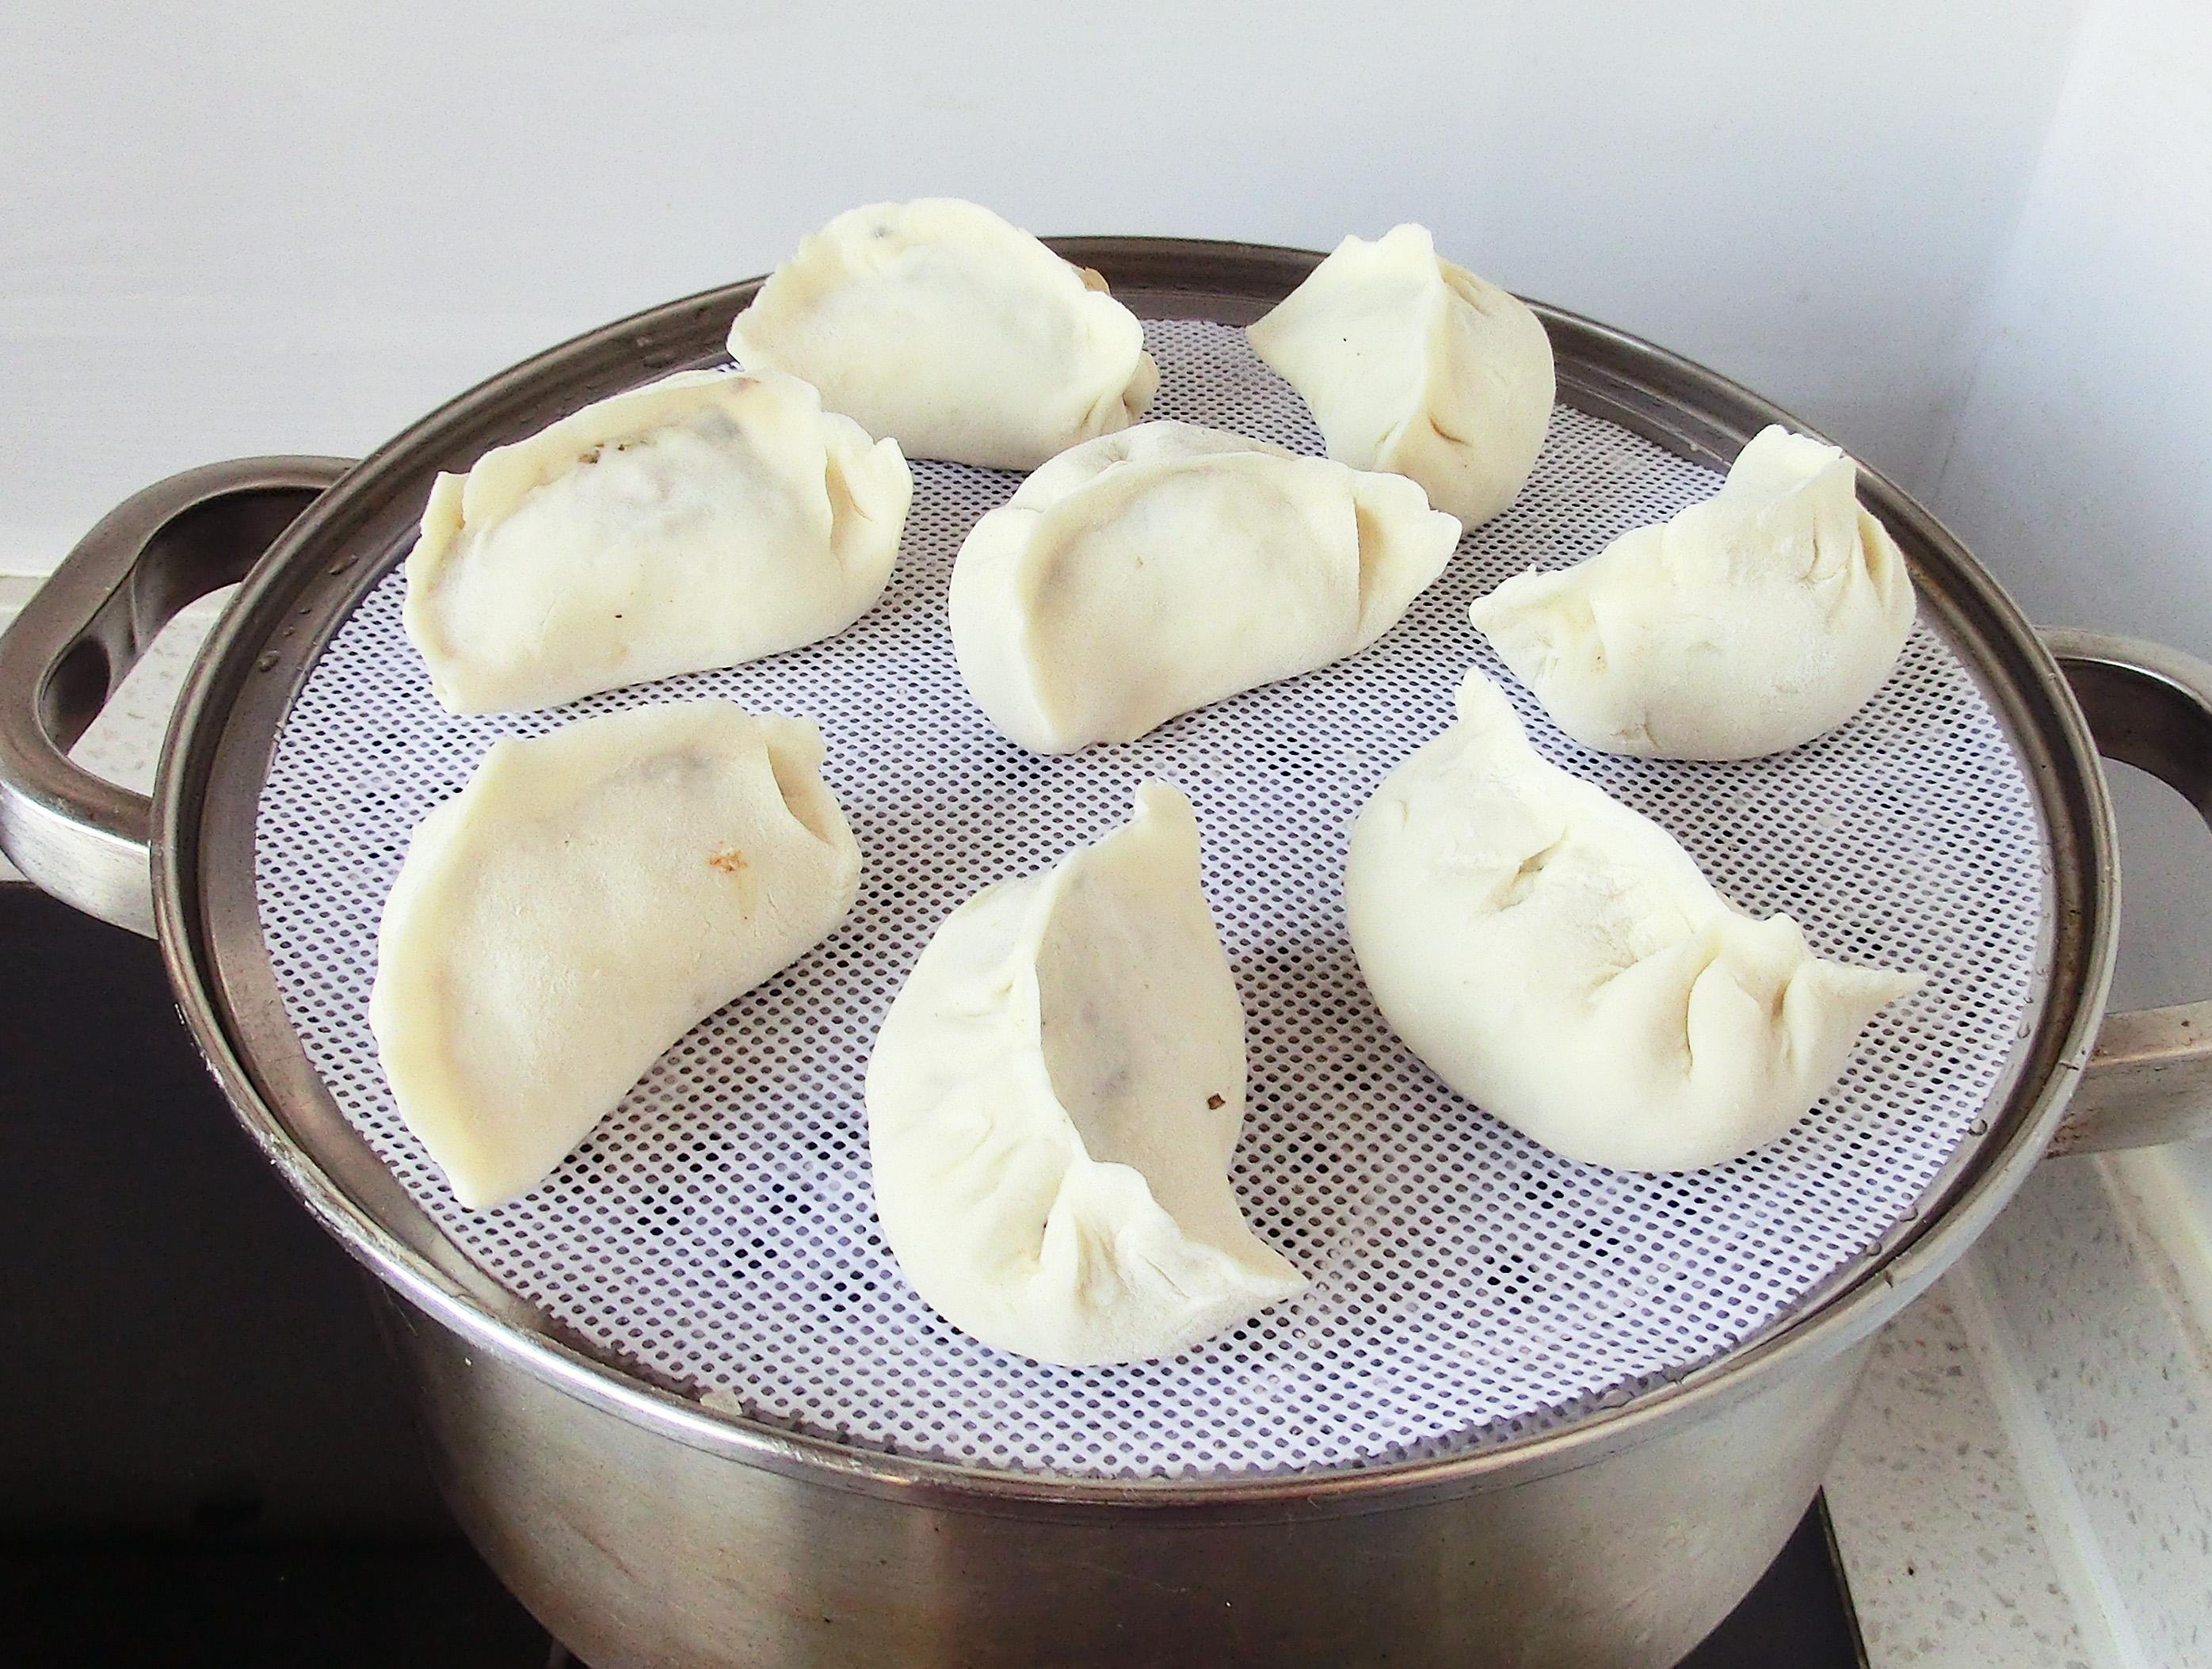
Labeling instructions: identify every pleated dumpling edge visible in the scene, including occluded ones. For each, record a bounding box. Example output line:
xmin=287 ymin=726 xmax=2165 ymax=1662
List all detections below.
xmin=406 ymin=368 xmax=911 ymax=714
xmin=1468 ymin=425 xmax=1915 ymax=760
xmin=950 ymin=420 xmax=1463 ymax=753
xmin=727 ymin=197 xmax=1158 ymax=471
xmin=1249 ymin=223 xmax=1554 ymax=527
xmin=1345 ymin=670 xmax=1920 ymax=1172
xmin=372 ymin=702 xmax=863 ymax=1210
xmin=866 ymin=782 xmax=1306 ymax=1367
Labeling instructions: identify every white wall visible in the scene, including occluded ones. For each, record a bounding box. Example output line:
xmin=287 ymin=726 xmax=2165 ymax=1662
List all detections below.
xmin=1924 ymin=0 xmax=2212 ymax=1037
xmin=1 ymin=0 xmax=2079 ymax=573
xmin=1918 ymin=10 xmax=2212 ymax=1659
xmin=1927 ymin=0 xmax=2212 ymax=659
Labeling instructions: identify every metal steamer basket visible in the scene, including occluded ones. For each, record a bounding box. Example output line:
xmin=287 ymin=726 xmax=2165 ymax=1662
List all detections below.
xmin=6 ymin=240 xmax=2210 ymax=1669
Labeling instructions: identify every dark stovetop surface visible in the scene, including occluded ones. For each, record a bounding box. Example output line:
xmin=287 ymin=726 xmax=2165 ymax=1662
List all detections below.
xmin=0 ymin=882 xmax=1866 ymax=1667
xmin=1 ymin=1501 xmax=1865 ymax=1668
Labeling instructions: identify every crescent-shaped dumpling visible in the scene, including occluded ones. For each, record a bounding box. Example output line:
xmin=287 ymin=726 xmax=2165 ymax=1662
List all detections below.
xmin=1247 ymin=223 xmax=1554 ymax=526
xmin=866 ymin=783 xmax=1305 ymax=1366
xmin=1346 ymin=672 xmax=1920 ymax=1172
xmin=371 ymin=702 xmax=861 ymax=1210
xmin=726 ymin=198 xmax=1159 ymax=471
xmin=1468 ymin=425 xmax=1916 ymax=760
xmin=949 ymin=420 xmax=1462 ymax=753
xmin=405 ymin=368 xmax=911 ymax=714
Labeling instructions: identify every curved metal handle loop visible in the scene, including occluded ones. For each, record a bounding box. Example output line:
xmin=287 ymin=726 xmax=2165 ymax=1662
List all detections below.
xmin=2045 ymin=628 xmax=2212 ymax=1153
xmin=0 ymin=457 xmax=354 ymax=935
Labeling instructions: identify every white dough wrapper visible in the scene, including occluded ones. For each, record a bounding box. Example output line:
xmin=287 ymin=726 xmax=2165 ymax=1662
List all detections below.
xmin=726 ymin=198 xmax=1159 ymax=471
xmin=949 ymin=420 xmax=1463 ymax=753
xmin=371 ymin=703 xmax=861 ymax=1210
xmin=1247 ymin=223 xmax=1554 ymax=526
xmin=406 ymin=368 xmax=911 ymax=714
xmin=1468 ymin=425 xmax=1916 ymax=760
xmin=866 ymin=782 xmax=1306 ymax=1367
xmin=1346 ymin=672 xmax=1920 ymax=1172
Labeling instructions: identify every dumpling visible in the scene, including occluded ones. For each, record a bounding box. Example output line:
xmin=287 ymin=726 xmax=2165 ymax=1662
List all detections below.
xmin=866 ymin=783 xmax=1305 ymax=1366
xmin=726 ymin=198 xmax=1158 ymax=471
xmin=1468 ymin=425 xmax=1915 ymax=760
xmin=950 ymin=420 xmax=1462 ymax=753
xmin=1247 ymin=223 xmax=1554 ymax=525
xmin=1345 ymin=671 xmax=1919 ymax=1172
xmin=371 ymin=702 xmax=860 ymax=1210
xmin=406 ymin=368 xmax=910 ymax=714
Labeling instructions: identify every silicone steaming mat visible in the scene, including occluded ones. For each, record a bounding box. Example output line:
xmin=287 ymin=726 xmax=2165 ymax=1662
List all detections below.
xmin=254 ymin=319 xmax=2046 ymax=1477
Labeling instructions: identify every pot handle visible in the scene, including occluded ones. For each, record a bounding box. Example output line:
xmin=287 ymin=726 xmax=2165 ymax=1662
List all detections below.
xmin=0 ymin=457 xmax=354 ymax=936
xmin=2043 ymin=628 xmax=2212 ymax=1153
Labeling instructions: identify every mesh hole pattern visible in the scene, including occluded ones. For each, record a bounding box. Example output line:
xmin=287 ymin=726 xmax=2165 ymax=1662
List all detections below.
xmin=254 ymin=319 xmax=2046 ymax=1479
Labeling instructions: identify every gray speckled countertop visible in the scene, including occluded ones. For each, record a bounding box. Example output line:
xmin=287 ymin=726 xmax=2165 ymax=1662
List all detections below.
xmin=3 ymin=588 xmax=2205 ymax=1667
xmin=1828 ymin=1266 xmax=2090 ymax=1667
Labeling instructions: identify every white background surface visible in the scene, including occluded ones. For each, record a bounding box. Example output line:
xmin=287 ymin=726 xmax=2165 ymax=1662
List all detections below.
xmin=1930 ymin=0 xmax=2212 ymax=662
xmin=4 ymin=0 xmax=2081 ymax=570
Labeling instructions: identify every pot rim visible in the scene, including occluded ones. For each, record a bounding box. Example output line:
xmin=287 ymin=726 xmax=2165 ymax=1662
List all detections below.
xmin=149 ymin=236 xmax=2118 ymax=1517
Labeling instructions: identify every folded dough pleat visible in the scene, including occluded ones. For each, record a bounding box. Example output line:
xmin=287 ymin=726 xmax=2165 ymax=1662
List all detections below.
xmin=406 ymin=368 xmax=910 ymax=714
xmin=1345 ymin=671 xmax=1919 ymax=1171
xmin=727 ymin=198 xmax=1158 ymax=471
xmin=866 ymin=782 xmax=1305 ymax=1366
xmin=371 ymin=702 xmax=861 ymax=1210
xmin=1468 ymin=425 xmax=1915 ymax=760
xmin=1249 ymin=223 xmax=1554 ymax=526
xmin=950 ymin=421 xmax=1462 ymax=753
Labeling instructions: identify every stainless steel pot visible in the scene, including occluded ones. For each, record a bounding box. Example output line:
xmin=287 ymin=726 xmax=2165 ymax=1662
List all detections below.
xmin=5 ymin=241 xmax=2209 ymax=1668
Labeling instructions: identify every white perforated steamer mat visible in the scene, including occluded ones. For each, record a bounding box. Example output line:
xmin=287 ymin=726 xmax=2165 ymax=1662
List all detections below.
xmin=254 ymin=318 xmax=2046 ymax=1478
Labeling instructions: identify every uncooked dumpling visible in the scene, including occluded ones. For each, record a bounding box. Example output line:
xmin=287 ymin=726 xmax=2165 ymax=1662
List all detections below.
xmin=371 ymin=703 xmax=861 ymax=1210
xmin=950 ymin=420 xmax=1462 ymax=753
xmin=866 ymin=783 xmax=1305 ymax=1366
xmin=1468 ymin=425 xmax=1915 ymax=760
xmin=726 ymin=198 xmax=1158 ymax=471
xmin=1345 ymin=671 xmax=1919 ymax=1172
xmin=406 ymin=368 xmax=910 ymax=714
xmin=1247 ymin=223 xmax=1554 ymax=525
